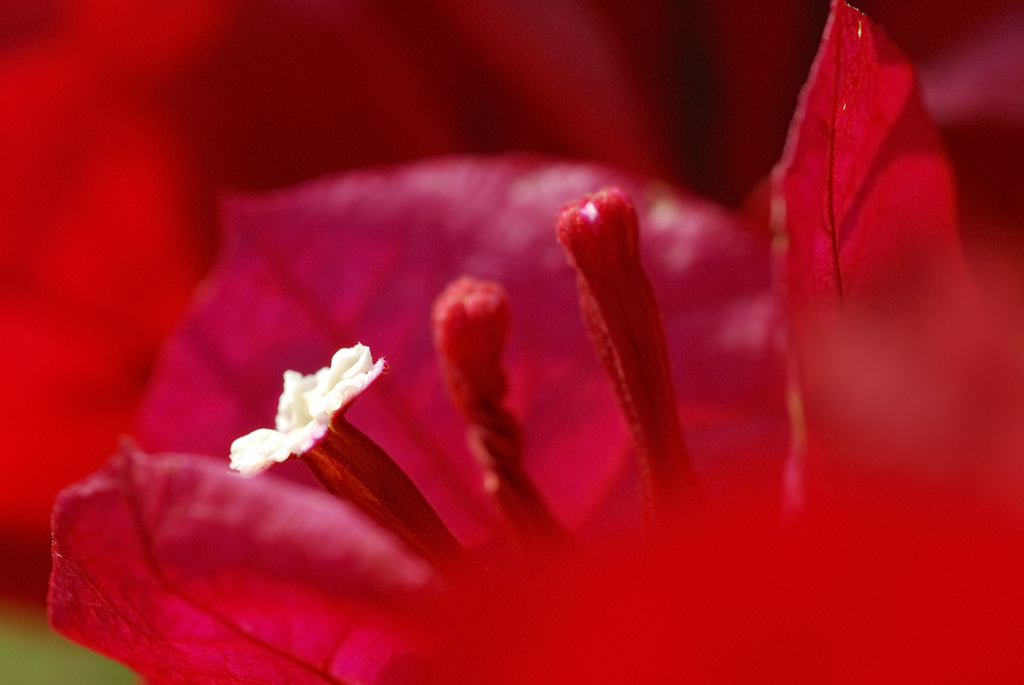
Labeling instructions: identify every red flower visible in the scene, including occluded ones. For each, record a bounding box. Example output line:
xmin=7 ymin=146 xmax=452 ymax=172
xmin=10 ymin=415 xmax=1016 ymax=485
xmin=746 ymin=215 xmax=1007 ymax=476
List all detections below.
xmin=0 ymin=0 xmax=696 ymax=603
xmin=133 ymin=155 xmax=783 ymax=538
xmin=48 ymin=2 xmax=1024 ymax=680
xmin=10 ymin=0 xmax=1020 ymax=608
xmin=51 ymin=156 xmax=781 ymax=681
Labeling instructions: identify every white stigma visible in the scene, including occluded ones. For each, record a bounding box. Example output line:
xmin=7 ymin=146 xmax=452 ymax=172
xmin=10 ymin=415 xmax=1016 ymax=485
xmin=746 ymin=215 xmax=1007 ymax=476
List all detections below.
xmin=229 ymin=344 xmax=384 ymax=476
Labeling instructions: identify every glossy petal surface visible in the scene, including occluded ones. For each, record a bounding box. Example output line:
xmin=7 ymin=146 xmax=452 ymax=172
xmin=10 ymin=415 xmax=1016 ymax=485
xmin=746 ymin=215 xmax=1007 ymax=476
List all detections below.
xmin=50 ymin=445 xmax=434 ymax=684
xmin=136 ymin=156 xmax=786 ymax=542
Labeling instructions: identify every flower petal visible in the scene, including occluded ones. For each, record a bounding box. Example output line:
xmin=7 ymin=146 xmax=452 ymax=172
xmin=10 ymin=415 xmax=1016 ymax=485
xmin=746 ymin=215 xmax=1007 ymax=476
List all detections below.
xmin=136 ymin=156 xmax=786 ymax=542
xmin=49 ymin=444 xmax=435 ymax=684
xmin=774 ymin=0 xmax=966 ymax=323
xmin=772 ymin=2 xmax=1024 ymax=511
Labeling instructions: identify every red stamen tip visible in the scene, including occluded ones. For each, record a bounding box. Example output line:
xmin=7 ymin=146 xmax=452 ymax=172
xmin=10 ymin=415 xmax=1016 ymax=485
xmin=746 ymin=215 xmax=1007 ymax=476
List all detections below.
xmin=433 ymin=276 xmax=569 ymax=545
xmin=557 ymin=187 xmax=639 ymax=266
xmin=432 ymin=276 xmax=511 ymax=413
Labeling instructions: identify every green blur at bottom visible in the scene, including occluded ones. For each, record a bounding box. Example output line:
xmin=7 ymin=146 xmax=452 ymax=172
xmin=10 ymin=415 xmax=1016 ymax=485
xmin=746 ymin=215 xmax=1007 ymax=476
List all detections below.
xmin=0 ymin=604 xmax=135 ymax=684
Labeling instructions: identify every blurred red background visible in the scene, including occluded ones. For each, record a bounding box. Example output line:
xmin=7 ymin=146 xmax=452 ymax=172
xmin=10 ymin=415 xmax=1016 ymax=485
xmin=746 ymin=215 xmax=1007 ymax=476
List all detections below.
xmin=1 ymin=0 xmax=1021 ymax=606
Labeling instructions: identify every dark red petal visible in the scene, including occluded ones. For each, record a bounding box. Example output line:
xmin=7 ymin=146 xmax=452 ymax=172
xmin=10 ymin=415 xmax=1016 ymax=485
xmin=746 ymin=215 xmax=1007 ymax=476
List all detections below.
xmin=919 ymin=7 xmax=1024 ymax=127
xmin=425 ymin=1 xmax=675 ymax=178
xmin=918 ymin=7 xmax=1024 ymax=281
xmin=49 ymin=445 xmax=436 ymax=683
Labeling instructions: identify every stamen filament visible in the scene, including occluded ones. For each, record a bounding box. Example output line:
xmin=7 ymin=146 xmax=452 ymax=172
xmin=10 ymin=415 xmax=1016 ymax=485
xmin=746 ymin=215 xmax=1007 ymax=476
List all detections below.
xmin=433 ymin=277 xmax=569 ymax=547
xmin=229 ymin=344 xmax=471 ymax=573
xmin=557 ymin=188 xmax=703 ymax=528
xmin=303 ymin=415 xmax=472 ymax=573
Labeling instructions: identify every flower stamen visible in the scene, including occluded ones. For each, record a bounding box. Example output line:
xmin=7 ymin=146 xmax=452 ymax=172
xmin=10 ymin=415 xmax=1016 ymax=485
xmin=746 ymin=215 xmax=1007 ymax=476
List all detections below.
xmin=557 ymin=188 xmax=704 ymax=528
xmin=230 ymin=344 xmax=471 ymax=572
xmin=302 ymin=417 xmax=471 ymax=572
xmin=433 ymin=276 xmax=570 ymax=548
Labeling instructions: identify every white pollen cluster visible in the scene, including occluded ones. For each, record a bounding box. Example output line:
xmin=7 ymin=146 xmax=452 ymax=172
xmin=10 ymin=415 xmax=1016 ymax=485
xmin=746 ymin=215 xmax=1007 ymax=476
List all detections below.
xmin=229 ymin=344 xmax=384 ymax=476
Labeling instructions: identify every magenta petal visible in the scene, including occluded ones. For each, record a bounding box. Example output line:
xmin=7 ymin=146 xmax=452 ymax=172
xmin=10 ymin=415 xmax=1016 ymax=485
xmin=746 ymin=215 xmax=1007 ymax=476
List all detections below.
xmin=49 ymin=444 xmax=435 ymax=684
xmin=136 ymin=155 xmax=786 ymax=541
xmin=771 ymin=3 xmax=1024 ymax=509
xmin=774 ymin=0 xmax=965 ymax=325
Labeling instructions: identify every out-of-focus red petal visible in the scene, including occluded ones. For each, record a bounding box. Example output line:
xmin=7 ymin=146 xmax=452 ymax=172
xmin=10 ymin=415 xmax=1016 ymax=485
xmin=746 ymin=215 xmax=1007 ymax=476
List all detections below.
xmin=0 ymin=53 xmax=210 ymax=532
xmin=857 ymin=0 xmax=1019 ymax=61
xmin=63 ymin=0 xmax=233 ymax=75
xmin=189 ymin=0 xmax=679 ymax=192
xmin=0 ymin=1 xmax=226 ymax=604
xmin=426 ymin=1 xmax=673 ymax=176
xmin=136 ymin=156 xmax=786 ymax=545
xmin=697 ymin=0 xmax=827 ymax=205
xmin=436 ymin=493 xmax=1024 ymax=682
xmin=49 ymin=445 xmax=436 ymax=684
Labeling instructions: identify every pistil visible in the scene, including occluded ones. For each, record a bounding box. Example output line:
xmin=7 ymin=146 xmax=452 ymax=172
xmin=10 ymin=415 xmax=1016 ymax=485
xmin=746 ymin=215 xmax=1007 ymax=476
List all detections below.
xmin=557 ymin=188 xmax=703 ymax=528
